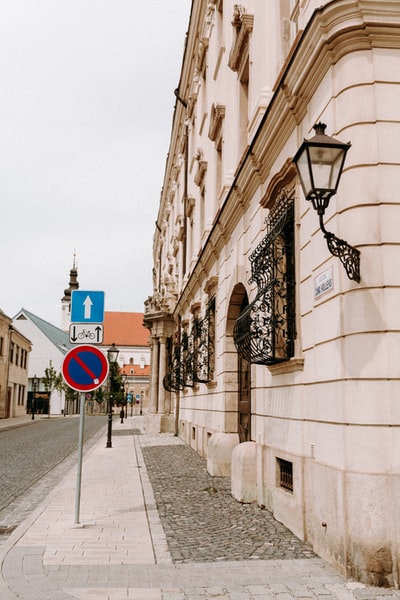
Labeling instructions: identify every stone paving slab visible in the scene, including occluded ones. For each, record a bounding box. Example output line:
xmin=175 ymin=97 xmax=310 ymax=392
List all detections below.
xmin=1 ymin=416 xmax=400 ymax=599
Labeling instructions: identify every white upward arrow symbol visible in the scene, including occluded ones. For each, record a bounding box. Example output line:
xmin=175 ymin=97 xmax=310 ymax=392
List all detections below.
xmin=83 ymin=295 xmax=93 ymax=319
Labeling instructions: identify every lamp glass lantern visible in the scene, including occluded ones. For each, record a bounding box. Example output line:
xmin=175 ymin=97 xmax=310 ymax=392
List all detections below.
xmin=105 ymin=343 xmax=119 ymax=449
xmin=293 ymin=122 xmax=351 ymax=215
xmin=107 ymin=343 xmax=119 ymax=364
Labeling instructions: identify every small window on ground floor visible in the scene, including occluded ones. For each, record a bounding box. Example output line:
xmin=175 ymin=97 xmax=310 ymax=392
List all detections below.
xmin=277 ymin=457 xmax=293 ymax=492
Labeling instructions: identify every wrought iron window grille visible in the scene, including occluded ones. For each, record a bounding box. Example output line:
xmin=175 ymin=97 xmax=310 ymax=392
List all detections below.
xmin=234 ymin=192 xmax=295 ymax=365
xmin=163 ymin=299 xmax=216 ymax=392
xmin=193 ymin=299 xmax=215 ymax=383
xmin=163 ymin=337 xmax=185 ymax=393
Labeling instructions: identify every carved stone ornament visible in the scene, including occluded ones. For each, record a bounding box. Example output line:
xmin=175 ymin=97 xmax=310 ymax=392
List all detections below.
xmin=196 ymin=40 xmax=208 ymax=77
xmin=204 ymin=275 xmax=218 ymax=296
xmin=208 ymin=103 xmax=226 ymax=143
xmin=194 ymin=149 xmax=207 ymax=186
xmin=186 ymin=196 xmax=196 ymax=218
xmin=228 ymin=6 xmax=254 ymax=74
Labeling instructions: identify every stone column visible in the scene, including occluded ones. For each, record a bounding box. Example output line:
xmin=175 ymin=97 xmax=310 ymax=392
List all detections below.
xmin=149 ymin=336 xmax=159 ymax=414
xmin=158 ymin=336 xmax=167 ymax=414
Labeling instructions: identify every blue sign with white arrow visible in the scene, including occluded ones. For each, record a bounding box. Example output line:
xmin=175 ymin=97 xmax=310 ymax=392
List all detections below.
xmin=71 ymin=290 xmax=105 ymax=323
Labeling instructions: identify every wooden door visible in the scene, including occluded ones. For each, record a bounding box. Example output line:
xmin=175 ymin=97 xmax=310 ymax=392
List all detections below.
xmin=238 ymin=353 xmax=251 ymax=442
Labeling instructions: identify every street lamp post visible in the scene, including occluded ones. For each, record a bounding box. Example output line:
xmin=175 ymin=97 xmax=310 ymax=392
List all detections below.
xmin=106 ymin=343 xmax=119 ymax=448
xmin=32 ymin=375 xmax=38 ymax=420
xmin=120 ymin=374 xmax=127 ymax=423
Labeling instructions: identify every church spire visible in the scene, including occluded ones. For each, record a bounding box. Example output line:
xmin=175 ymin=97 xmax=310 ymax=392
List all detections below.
xmin=61 ymin=252 xmax=79 ymax=330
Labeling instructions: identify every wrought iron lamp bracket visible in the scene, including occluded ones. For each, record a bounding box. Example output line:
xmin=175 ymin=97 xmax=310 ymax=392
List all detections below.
xmin=318 ymin=210 xmax=360 ymax=283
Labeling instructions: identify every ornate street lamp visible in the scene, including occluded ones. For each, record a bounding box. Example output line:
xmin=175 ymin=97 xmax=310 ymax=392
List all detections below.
xmin=120 ymin=374 xmax=127 ymax=423
xmin=106 ymin=343 xmax=119 ymax=448
xmin=293 ymin=122 xmax=360 ymax=282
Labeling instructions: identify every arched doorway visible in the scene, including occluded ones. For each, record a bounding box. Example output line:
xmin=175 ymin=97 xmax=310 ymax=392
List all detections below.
xmin=226 ymin=284 xmax=251 ymax=443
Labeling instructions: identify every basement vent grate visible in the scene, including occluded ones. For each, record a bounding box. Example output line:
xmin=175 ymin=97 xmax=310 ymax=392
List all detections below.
xmin=277 ymin=458 xmax=293 ymax=492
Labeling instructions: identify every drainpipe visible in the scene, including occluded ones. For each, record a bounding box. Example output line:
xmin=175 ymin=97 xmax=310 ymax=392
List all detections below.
xmin=173 ymin=90 xmax=188 ymax=437
xmin=182 ymin=122 xmax=188 ymax=276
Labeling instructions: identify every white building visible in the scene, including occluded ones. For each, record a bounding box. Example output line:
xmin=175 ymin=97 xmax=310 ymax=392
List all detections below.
xmin=145 ymin=0 xmax=400 ymax=587
xmin=13 ymin=308 xmax=73 ymax=415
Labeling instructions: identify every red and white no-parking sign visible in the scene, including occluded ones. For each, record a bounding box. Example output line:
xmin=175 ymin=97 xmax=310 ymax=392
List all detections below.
xmin=62 ymin=345 xmax=109 ymax=392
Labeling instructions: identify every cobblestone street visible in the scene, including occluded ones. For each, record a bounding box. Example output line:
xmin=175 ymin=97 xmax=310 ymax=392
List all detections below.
xmin=141 ymin=436 xmax=315 ymax=564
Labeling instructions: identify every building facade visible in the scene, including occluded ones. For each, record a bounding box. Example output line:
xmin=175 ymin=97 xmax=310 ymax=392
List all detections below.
xmin=0 ymin=309 xmax=31 ymax=418
xmin=102 ymin=311 xmax=150 ymax=414
xmin=144 ymin=0 xmax=400 ymax=587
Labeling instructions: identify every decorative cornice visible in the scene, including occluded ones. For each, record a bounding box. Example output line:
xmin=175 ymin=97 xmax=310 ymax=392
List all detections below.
xmin=204 ymin=276 xmax=218 ymax=297
xmin=260 ymin=159 xmax=297 ymax=209
xmin=278 ymin=0 xmax=400 ymax=122
xmin=186 ymin=196 xmax=196 ymax=219
xmin=208 ymin=103 xmax=226 ymax=143
xmin=190 ymin=302 xmax=201 ymax=315
xmin=196 ymin=40 xmax=208 ymax=77
xmin=194 ymin=149 xmax=208 ymax=186
xmin=228 ymin=7 xmax=254 ymax=75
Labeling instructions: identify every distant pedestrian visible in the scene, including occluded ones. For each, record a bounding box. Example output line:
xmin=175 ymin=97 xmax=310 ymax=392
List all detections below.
xmin=120 ymin=408 xmax=124 ymax=423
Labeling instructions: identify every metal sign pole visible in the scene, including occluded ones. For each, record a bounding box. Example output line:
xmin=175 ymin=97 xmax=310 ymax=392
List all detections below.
xmin=74 ymin=392 xmax=86 ymax=525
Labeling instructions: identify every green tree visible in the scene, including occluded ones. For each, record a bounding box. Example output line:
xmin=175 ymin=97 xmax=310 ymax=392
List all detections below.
xmin=93 ymin=386 xmax=105 ymax=405
xmin=42 ymin=360 xmax=79 ymax=415
xmin=109 ymin=361 xmax=123 ymax=406
xmin=42 ymin=361 xmax=64 ymax=394
xmin=63 ymin=385 xmax=79 ymax=414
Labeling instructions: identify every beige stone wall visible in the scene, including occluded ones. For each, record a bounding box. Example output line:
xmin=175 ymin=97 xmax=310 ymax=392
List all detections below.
xmin=146 ymin=0 xmax=400 ymax=586
xmin=0 ymin=312 xmax=30 ymax=419
xmin=0 ymin=312 xmax=12 ymax=418
xmin=8 ymin=328 xmax=31 ymax=418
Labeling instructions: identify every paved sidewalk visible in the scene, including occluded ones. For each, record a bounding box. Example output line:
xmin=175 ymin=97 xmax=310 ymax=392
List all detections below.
xmin=0 ymin=414 xmax=42 ymax=431
xmin=1 ymin=416 xmax=400 ymax=599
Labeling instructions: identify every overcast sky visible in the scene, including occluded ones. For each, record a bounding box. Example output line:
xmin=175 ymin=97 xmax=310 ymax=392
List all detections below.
xmin=0 ymin=1 xmax=191 ymax=327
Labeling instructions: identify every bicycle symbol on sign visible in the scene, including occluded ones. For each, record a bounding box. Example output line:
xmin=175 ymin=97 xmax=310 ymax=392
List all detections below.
xmin=78 ymin=329 xmax=96 ymax=340
xmin=69 ymin=324 xmax=104 ymax=344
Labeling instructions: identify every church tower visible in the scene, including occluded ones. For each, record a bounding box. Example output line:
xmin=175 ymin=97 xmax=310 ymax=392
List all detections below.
xmin=61 ymin=253 xmax=79 ymax=331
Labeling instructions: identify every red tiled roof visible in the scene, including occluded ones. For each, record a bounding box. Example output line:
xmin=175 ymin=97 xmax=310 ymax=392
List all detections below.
xmin=121 ymin=364 xmax=150 ymax=376
xmin=103 ymin=312 xmax=149 ymax=346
